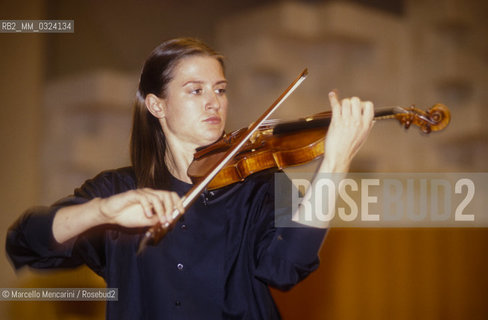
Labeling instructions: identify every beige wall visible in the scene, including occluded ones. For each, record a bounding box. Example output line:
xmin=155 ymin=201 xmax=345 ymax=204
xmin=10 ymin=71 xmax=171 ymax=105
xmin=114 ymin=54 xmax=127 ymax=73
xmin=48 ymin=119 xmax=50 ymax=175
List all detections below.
xmin=0 ymin=0 xmax=44 ymax=317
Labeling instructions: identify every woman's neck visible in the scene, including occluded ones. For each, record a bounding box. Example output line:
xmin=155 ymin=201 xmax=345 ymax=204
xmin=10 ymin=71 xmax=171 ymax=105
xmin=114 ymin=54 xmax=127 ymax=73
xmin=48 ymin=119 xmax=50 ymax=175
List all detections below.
xmin=164 ymin=138 xmax=195 ymax=184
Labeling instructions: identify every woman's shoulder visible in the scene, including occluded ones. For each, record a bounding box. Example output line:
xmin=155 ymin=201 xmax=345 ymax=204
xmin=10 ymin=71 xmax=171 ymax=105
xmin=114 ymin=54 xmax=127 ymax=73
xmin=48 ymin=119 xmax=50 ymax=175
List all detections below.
xmin=93 ymin=166 xmax=136 ymax=180
xmin=74 ymin=166 xmax=137 ymax=198
xmin=90 ymin=166 xmax=136 ymax=184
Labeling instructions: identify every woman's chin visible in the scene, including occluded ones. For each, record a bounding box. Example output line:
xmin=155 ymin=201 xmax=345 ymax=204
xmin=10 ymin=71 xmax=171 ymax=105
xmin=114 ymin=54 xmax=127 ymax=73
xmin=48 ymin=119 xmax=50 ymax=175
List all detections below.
xmin=198 ymin=132 xmax=223 ymax=147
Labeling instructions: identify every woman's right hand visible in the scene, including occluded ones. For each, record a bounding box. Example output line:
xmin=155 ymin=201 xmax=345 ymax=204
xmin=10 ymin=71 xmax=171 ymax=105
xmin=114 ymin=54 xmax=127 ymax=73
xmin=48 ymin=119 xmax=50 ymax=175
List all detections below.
xmin=53 ymin=188 xmax=184 ymax=244
xmin=97 ymin=188 xmax=185 ymax=228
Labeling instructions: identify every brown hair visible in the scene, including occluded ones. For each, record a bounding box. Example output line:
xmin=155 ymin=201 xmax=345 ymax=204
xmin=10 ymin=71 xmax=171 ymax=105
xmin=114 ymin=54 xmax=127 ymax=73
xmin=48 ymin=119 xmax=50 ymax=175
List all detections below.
xmin=130 ymin=38 xmax=224 ymax=189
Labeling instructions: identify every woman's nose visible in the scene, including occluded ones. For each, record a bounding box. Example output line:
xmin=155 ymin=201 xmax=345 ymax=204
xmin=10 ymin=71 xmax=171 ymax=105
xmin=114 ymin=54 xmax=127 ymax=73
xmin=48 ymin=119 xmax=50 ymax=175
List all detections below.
xmin=205 ymin=91 xmax=221 ymax=111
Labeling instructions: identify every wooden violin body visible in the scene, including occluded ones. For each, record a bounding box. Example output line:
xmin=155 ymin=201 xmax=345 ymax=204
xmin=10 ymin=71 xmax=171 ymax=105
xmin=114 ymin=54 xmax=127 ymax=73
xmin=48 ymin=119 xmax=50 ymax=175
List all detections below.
xmin=188 ymin=103 xmax=451 ymax=190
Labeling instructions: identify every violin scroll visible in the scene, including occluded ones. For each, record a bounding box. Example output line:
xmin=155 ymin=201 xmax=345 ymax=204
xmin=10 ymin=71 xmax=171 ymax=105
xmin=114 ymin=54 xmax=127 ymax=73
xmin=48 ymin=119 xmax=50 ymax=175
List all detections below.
xmin=394 ymin=103 xmax=451 ymax=134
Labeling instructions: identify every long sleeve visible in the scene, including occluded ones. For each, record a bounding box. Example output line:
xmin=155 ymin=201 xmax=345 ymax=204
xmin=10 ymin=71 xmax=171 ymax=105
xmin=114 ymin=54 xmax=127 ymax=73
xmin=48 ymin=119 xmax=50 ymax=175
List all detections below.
xmin=7 ymin=200 xmax=87 ymax=270
xmin=6 ymin=167 xmax=136 ymax=278
xmin=253 ymin=171 xmax=328 ymax=291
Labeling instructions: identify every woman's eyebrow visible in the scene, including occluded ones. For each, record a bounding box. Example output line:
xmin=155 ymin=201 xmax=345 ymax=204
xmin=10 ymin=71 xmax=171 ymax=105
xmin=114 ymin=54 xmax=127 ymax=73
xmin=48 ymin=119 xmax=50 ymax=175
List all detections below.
xmin=182 ymin=79 xmax=228 ymax=86
xmin=182 ymin=80 xmax=204 ymax=86
xmin=215 ymin=80 xmax=228 ymax=85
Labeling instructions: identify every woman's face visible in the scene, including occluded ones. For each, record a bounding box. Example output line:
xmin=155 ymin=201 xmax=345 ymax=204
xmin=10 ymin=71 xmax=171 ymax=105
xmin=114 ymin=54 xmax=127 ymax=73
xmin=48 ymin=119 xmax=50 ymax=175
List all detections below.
xmin=160 ymin=55 xmax=228 ymax=149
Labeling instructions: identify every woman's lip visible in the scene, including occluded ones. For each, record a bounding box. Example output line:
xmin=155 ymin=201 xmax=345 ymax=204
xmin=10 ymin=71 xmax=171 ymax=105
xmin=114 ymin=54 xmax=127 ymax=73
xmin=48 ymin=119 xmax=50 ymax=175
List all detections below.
xmin=203 ymin=116 xmax=221 ymax=124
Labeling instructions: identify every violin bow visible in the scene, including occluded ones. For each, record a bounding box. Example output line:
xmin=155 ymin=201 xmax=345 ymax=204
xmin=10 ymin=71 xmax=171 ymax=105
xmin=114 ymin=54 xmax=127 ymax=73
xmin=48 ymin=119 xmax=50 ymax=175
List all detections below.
xmin=137 ymin=68 xmax=309 ymax=254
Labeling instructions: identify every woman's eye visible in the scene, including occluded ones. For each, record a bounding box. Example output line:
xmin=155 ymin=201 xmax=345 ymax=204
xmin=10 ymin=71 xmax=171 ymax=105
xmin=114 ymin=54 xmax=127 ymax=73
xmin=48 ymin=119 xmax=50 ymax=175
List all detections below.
xmin=191 ymin=88 xmax=202 ymax=95
xmin=215 ymin=88 xmax=226 ymax=95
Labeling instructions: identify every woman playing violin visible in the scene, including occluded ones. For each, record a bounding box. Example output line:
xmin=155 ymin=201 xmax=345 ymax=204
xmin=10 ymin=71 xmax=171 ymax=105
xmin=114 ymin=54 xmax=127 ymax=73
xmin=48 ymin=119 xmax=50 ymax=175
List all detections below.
xmin=7 ymin=38 xmax=374 ymax=319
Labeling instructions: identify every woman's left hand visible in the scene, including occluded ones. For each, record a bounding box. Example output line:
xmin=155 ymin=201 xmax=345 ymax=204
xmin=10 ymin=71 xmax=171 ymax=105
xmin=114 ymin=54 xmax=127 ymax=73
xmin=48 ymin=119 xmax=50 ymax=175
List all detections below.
xmin=320 ymin=91 xmax=374 ymax=173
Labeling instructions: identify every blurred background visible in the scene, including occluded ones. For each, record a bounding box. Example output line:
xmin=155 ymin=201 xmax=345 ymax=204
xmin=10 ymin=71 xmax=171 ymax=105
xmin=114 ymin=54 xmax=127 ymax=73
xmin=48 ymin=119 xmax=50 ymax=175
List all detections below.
xmin=1 ymin=0 xmax=487 ymax=318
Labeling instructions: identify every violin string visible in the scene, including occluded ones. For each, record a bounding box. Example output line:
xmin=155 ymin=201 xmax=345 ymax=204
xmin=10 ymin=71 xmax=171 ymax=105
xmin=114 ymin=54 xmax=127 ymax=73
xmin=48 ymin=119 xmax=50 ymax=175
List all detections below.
xmin=258 ymin=106 xmax=410 ymax=128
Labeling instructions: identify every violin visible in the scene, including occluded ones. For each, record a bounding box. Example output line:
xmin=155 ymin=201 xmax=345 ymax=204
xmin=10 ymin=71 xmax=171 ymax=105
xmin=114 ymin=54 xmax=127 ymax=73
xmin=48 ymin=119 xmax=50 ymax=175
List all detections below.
xmin=137 ymin=69 xmax=451 ymax=253
xmin=188 ymin=104 xmax=451 ymax=190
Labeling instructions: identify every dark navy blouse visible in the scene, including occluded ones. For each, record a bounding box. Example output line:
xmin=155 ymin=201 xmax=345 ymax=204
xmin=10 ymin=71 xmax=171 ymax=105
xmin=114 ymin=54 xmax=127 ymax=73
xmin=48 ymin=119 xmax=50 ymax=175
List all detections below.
xmin=7 ymin=167 xmax=327 ymax=319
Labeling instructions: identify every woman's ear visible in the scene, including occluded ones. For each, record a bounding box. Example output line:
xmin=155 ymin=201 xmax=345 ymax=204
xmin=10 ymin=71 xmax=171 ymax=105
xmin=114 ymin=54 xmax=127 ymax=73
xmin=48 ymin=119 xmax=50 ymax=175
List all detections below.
xmin=145 ymin=94 xmax=165 ymax=119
